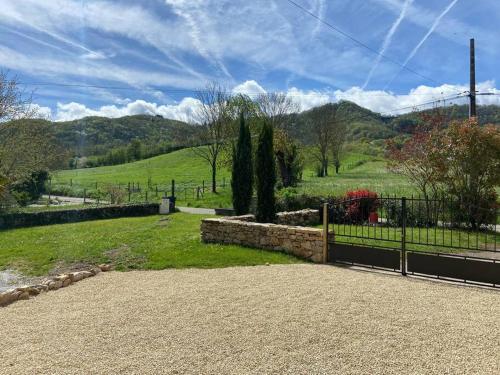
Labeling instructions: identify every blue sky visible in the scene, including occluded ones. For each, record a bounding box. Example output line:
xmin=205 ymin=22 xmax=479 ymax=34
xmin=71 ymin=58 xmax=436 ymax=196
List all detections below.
xmin=1 ymin=0 xmax=499 ymax=121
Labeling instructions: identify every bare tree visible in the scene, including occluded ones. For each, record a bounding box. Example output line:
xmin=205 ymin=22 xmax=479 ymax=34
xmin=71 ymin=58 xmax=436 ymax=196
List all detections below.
xmin=256 ymin=93 xmax=303 ymax=187
xmin=308 ymin=104 xmax=337 ymax=177
xmin=0 ymin=71 xmax=36 ymax=121
xmin=331 ymin=120 xmax=347 ymax=174
xmin=192 ymin=82 xmax=231 ymax=193
xmin=256 ymin=92 xmax=298 ymax=131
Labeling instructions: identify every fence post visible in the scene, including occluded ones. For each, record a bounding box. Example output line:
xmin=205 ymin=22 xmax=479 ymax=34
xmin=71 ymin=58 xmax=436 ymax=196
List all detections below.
xmin=171 ymin=179 xmax=175 ymax=198
xmin=401 ymin=197 xmax=407 ymax=276
xmin=83 ymin=189 xmax=87 ymax=205
xmin=48 ymin=178 xmax=52 ymax=203
xmin=322 ymin=203 xmax=329 ymax=264
xmin=145 ymin=190 xmax=148 ymax=203
xmin=202 ymin=180 xmax=205 ymax=193
xmin=128 ymin=188 xmax=131 ymax=203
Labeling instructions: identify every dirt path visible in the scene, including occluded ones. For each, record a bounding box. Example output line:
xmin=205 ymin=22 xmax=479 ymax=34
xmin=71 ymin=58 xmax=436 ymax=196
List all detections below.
xmin=1 ymin=264 xmax=499 ymax=374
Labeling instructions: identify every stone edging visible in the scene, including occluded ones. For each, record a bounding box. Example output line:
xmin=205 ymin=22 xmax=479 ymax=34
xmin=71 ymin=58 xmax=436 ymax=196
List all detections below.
xmin=0 ymin=264 xmax=112 ymax=308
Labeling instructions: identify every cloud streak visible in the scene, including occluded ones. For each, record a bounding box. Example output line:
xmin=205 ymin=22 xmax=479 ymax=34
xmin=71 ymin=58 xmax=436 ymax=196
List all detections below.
xmin=363 ymin=0 xmax=413 ymax=89
xmin=384 ymin=0 xmax=459 ymax=89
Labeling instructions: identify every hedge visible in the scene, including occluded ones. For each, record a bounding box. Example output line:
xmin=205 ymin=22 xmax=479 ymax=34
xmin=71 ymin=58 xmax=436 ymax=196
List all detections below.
xmin=0 ymin=203 xmax=160 ymax=230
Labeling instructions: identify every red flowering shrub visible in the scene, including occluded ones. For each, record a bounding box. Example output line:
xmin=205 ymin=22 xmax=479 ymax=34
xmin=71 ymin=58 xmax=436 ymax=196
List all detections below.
xmin=344 ymin=189 xmax=379 ymax=223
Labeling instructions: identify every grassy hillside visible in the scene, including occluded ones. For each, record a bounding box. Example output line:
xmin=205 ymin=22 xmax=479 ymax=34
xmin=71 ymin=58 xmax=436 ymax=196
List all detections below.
xmin=52 ymin=147 xmax=233 ymax=207
xmin=52 ymin=145 xmax=415 ymax=208
xmin=54 ymin=147 xmax=229 ymax=186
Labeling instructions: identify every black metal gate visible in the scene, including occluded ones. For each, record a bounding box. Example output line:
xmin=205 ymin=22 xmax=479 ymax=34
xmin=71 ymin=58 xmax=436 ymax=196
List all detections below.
xmin=325 ymin=196 xmax=500 ymax=288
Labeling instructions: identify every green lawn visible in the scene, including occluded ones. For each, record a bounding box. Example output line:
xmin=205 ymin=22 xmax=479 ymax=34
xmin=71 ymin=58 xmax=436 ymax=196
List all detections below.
xmin=0 ymin=213 xmax=301 ymax=276
xmin=52 ymin=146 xmax=413 ymax=208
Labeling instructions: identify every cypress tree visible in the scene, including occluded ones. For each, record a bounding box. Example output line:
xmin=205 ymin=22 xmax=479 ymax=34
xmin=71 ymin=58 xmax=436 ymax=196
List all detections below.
xmin=255 ymin=120 xmax=276 ymax=223
xmin=231 ymin=113 xmax=253 ymax=215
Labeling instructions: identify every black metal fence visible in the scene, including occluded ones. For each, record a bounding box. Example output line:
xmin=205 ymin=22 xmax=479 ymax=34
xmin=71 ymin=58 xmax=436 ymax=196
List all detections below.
xmin=325 ymin=196 xmax=500 ymax=288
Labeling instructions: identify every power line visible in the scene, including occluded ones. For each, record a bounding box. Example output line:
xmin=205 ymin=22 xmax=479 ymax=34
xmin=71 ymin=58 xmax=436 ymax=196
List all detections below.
xmin=20 ymin=80 xmax=466 ymax=98
xmin=345 ymin=93 xmax=468 ymax=123
xmin=285 ymin=0 xmax=440 ymax=86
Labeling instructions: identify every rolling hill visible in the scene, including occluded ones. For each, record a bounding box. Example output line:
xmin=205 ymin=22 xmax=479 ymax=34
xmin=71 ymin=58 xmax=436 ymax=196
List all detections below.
xmin=9 ymin=102 xmax=500 ymax=161
xmin=51 ymin=114 xmax=200 ymax=156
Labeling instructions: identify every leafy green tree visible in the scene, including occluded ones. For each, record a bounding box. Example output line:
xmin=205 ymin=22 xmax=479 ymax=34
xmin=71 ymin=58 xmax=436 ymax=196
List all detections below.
xmin=255 ymin=121 xmax=276 ymax=223
xmin=231 ymin=113 xmax=253 ymax=215
xmin=128 ymin=139 xmax=142 ymax=161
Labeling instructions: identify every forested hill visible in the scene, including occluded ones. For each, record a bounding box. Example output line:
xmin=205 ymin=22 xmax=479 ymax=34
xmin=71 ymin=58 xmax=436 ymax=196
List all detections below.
xmin=290 ymin=101 xmax=500 ymax=145
xmin=13 ymin=102 xmax=500 ymax=157
xmin=51 ymin=114 xmax=200 ymax=156
xmin=289 ymin=101 xmax=394 ymax=144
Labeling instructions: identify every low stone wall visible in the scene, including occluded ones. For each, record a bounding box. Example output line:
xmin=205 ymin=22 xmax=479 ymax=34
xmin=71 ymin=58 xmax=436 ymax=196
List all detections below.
xmin=228 ymin=209 xmax=320 ymax=226
xmin=0 ymin=203 xmax=160 ymax=230
xmin=0 ymin=264 xmax=112 ymax=308
xmin=201 ymin=209 xmax=324 ymax=263
xmin=275 ymin=209 xmax=320 ymax=226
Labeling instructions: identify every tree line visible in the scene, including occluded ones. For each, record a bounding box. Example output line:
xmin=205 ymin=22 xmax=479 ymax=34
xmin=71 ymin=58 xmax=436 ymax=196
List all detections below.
xmin=73 ymin=140 xmax=187 ymax=168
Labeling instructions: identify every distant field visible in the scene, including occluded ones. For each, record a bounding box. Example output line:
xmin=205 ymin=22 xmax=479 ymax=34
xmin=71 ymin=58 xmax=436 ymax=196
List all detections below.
xmin=52 ymin=146 xmax=416 ymax=208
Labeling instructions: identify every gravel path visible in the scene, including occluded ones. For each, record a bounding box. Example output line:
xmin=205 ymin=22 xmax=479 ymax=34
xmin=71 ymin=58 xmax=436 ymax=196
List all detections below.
xmin=0 ymin=264 xmax=499 ymax=374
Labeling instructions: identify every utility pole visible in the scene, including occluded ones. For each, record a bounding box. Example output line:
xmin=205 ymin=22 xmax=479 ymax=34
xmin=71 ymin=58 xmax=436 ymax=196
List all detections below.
xmin=469 ymin=38 xmax=476 ymax=118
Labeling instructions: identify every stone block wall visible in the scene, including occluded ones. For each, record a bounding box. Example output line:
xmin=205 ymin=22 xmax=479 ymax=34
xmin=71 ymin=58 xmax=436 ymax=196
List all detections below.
xmin=275 ymin=209 xmax=320 ymax=226
xmin=201 ymin=209 xmax=324 ymax=263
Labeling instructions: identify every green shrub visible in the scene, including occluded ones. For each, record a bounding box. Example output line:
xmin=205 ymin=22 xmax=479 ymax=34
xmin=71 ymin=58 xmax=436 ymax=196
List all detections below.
xmin=231 ymin=113 xmax=253 ymax=215
xmin=255 ymin=121 xmax=276 ymax=223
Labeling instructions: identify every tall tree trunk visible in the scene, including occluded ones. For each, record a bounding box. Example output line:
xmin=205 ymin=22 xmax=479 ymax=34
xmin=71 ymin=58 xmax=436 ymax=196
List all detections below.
xmin=276 ymin=151 xmax=290 ymax=187
xmin=211 ymin=160 xmax=217 ymax=193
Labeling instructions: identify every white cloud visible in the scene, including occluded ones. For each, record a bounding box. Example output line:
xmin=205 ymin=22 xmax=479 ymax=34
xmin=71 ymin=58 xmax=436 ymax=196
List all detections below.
xmin=286 ymin=87 xmax=331 ymax=112
xmin=29 ymin=104 xmax=52 ymax=119
xmin=232 ymin=80 xmax=267 ymax=96
xmin=54 ymin=98 xmax=203 ymax=123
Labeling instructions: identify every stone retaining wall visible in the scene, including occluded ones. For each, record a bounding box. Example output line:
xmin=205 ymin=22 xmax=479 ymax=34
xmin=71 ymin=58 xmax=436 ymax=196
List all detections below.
xmin=201 ymin=209 xmax=324 ymax=263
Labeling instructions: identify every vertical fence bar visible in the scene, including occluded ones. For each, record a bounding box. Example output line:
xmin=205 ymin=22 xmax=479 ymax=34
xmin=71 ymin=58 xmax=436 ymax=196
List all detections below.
xmin=323 ymin=203 xmax=329 ymax=264
xmin=171 ymin=179 xmax=175 ymax=198
xmin=401 ymin=197 xmax=407 ymax=276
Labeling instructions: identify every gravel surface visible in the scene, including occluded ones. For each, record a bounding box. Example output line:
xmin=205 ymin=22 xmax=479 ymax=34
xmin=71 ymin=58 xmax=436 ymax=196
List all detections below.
xmin=0 ymin=264 xmax=499 ymax=374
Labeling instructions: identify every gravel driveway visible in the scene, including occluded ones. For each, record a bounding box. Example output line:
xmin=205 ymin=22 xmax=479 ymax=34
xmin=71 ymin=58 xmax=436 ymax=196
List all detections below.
xmin=0 ymin=264 xmax=499 ymax=374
